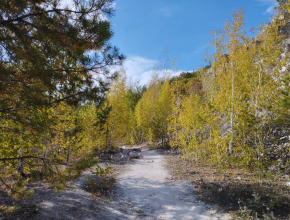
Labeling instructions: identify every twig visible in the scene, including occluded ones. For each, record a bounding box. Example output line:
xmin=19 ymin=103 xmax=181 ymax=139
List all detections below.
xmin=0 ymin=156 xmax=47 ymax=162
xmin=0 ymin=176 xmax=21 ymax=194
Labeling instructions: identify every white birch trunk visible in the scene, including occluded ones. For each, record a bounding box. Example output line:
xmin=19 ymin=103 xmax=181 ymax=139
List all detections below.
xmin=229 ymin=61 xmax=234 ymax=154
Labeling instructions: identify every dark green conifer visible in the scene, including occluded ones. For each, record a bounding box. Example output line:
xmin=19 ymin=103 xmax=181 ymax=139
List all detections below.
xmin=0 ymin=0 xmax=124 ymax=115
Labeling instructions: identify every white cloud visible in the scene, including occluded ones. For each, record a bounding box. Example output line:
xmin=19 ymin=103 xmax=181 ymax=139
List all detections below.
xmin=110 ymin=56 xmax=184 ymax=86
xmin=57 ymin=0 xmax=114 ymax=21
xmin=59 ymin=0 xmax=116 ymax=9
xmin=111 ymin=56 xmax=156 ymax=85
xmin=59 ymin=0 xmax=74 ymax=8
xmin=265 ymin=6 xmax=275 ymax=14
xmin=255 ymin=0 xmax=279 ymax=14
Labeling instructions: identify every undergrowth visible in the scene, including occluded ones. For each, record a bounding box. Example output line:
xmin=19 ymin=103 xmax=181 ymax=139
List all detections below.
xmin=0 ymin=204 xmax=20 ymax=215
xmin=83 ymin=163 xmax=116 ymax=197
xmin=164 ymin=151 xmax=290 ymax=220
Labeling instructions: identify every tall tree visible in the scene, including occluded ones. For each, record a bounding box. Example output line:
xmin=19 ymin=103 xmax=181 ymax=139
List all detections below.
xmin=0 ymin=0 xmax=123 ymax=197
xmin=0 ymin=0 xmax=124 ymax=118
xmin=154 ymin=79 xmax=172 ymax=146
xmin=135 ymin=74 xmax=161 ymax=142
xmin=276 ymin=0 xmax=290 ymax=12
xmin=106 ymin=71 xmax=131 ymax=145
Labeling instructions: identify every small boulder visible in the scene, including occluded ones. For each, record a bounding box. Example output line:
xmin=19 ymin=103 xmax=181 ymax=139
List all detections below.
xmin=121 ymin=149 xmax=132 ymax=156
xmin=129 ymin=151 xmax=143 ymax=159
xmin=114 ymin=153 xmax=130 ymax=161
xmin=131 ymin=148 xmax=141 ymax=152
xmin=100 ymin=153 xmax=112 ymax=160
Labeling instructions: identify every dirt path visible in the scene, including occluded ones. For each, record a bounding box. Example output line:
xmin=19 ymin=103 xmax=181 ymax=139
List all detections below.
xmin=104 ymin=149 xmax=231 ymax=220
xmin=3 ymin=149 xmax=230 ymax=220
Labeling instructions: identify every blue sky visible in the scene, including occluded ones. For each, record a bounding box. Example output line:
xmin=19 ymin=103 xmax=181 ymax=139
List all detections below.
xmin=109 ymin=0 xmax=279 ymax=85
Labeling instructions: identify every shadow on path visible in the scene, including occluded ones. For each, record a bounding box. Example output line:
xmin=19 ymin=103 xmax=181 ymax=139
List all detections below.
xmin=10 ymin=150 xmax=230 ymax=220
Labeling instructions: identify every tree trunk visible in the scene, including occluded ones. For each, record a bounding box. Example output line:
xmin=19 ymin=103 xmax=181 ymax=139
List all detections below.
xmin=18 ymin=148 xmax=26 ymax=177
xmin=229 ymin=62 xmax=234 ymax=155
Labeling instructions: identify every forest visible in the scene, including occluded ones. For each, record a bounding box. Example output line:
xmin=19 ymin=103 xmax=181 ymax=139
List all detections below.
xmin=101 ymin=8 xmax=290 ymax=175
xmin=1 ymin=0 xmax=290 ymax=218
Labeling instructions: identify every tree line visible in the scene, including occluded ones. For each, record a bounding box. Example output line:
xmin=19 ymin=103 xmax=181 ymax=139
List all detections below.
xmin=105 ymin=7 xmax=290 ymax=175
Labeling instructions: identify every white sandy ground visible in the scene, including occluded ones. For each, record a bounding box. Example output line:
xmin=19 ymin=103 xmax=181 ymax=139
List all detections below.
xmin=29 ymin=149 xmax=231 ymax=220
xmin=103 ymin=149 xmax=231 ymax=220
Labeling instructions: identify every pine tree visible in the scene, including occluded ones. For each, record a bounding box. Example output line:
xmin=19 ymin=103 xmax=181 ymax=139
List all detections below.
xmin=0 ymin=0 xmax=123 ymax=197
xmin=0 ymin=0 xmax=124 ymax=117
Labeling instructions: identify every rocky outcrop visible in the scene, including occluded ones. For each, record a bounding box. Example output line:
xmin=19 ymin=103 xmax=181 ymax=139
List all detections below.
xmin=99 ymin=148 xmax=143 ymax=161
xmin=263 ymin=126 xmax=290 ymax=174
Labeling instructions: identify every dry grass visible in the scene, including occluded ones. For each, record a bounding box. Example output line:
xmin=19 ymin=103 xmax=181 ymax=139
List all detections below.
xmin=162 ymin=150 xmax=290 ymax=220
xmin=0 ymin=204 xmax=21 ymax=215
xmin=82 ymin=175 xmax=116 ymax=197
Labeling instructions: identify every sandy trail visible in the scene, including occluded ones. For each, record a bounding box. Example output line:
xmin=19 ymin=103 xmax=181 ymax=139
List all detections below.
xmin=105 ymin=149 xmax=230 ymax=220
xmin=18 ymin=149 xmax=230 ymax=220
